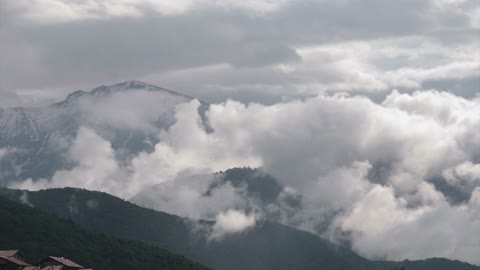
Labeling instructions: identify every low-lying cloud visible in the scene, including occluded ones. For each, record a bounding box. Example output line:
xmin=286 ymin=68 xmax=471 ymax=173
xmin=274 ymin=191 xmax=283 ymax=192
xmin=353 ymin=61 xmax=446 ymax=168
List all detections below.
xmin=210 ymin=209 xmax=257 ymax=240
xmin=9 ymin=89 xmax=480 ymax=264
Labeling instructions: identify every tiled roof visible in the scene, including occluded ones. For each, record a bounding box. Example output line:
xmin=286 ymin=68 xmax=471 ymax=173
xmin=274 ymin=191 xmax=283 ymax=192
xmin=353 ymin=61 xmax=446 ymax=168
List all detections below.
xmin=0 ymin=250 xmax=20 ymax=257
xmin=48 ymin=256 xmax=84 ymax=268
xmin=0 ymin=255 xmax=31 ymax=266
xmin=41 ymin=266 xmax=64 ymax=270
xmin=24 ymin=266 xmax=64 ymax=270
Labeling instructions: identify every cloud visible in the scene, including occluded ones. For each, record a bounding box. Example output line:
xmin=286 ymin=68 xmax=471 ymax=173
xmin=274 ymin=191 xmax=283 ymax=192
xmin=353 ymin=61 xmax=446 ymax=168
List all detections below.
xmin=130 ymin=99 xmax=261 ymax=191
xmin=9 ymin=99 xmax=261 ymax=199
xmin=0 ymin=148 xmax=18 ymax=181
xmin=335 ymin=184 xmax=480 ymax=264
xmin=7 ymin=89 xmax=480 ymax=263
xmin=443 ymin=161 xmax=480 ymax=194
xmin=3 ymin=0 xmax=290 ymax=25
xmin=9 ymin=126 xmax=130 ymax=197
xmin=133 ymin=174 xmax=248 ymax=219
xmin=0 ymin=148 xmax=7 ymax=159
xmin=303 ymin=161 xmax=373 ymax=211
xmin=75 ymin=88 xmax=190 ymax=132
xmin=1 ymin=0 xmax=478 ymax=106
xmin=210 ymin=209 xmax=257 ymax=240
xmin=139 ymin=35 xmax=478 ymax=104
xmin=19 ymin=190 xmax=33 ymax=206
xmin=133 ymin=90 xmax=478 ymax=262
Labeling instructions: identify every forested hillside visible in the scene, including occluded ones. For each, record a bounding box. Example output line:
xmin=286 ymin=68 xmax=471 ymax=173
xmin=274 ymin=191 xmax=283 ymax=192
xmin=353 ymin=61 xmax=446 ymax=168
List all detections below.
xmin=0 ymin=194 xmax=211 ymax=270
xmin=2 ymin=188 xmax=478 ymax=270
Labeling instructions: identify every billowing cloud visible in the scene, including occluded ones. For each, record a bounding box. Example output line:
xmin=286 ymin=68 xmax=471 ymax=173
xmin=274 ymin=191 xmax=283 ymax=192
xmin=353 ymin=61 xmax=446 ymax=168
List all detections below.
xmin=10 ymin=89 xmax=480 ymax=263
xmin=130 ymin=99 xmax=261 ymax=189
xmin=210 ymin=209 xmax=257 ymax=240
xmin=335 ymin=184 xmax=480 ymax=263
xmin=129 ymin=90 xmax=478 ymax=262
xmin=9 ymin=126 xmax=131 ymax=197
xmin=133 ymin=174 xmax=248 ymax=219
xmin=74 ymin=87 xmax=190 ymax=132
xmin=443 ymin=162 xmax=480 ymax=194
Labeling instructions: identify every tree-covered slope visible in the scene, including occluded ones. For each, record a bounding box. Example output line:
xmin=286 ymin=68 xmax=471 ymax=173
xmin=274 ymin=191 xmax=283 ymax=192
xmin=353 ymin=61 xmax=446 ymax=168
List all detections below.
xmin=0 ymin=194 xmax=211 ymax=270
xmin=2 ymin=188 xmax=479 ymax=270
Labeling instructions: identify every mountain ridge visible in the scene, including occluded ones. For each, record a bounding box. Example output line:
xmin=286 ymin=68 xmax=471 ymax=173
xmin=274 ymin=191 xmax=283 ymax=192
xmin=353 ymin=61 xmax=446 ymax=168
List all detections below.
xmin=0 ymin=80 xmax=206 ymax=184
xmin=50 ymin=80 xmax=206 ymax=109
xmin=1 ymin=187 xmax=478 ymax=270
xmin=0 ymin=192 xmax=212 ymax=270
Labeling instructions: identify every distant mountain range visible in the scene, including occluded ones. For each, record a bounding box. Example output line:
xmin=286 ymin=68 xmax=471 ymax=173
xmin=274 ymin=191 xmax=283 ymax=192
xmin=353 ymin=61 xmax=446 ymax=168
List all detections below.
xmin=1 ymin=187 xmax=478 ymax=270
xmin=0 ymin=80 xmax=207 ymax=185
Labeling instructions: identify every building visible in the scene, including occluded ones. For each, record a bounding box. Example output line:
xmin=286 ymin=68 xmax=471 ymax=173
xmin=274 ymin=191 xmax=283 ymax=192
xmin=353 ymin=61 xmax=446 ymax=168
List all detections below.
xmin=0 ymin=251 xmax=26 ymax=262
xmin=36 ymin=257 xmax=86 ymax=270
xmin=0 ymin=250 xmax=31 ymax=270
xmin=0 ymin=251 xmax=91 ymax=270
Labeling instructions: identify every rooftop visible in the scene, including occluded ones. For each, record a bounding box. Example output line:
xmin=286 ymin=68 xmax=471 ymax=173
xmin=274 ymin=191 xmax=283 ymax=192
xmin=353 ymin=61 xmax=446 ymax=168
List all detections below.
xmin=47 ymin=256 xmax=84 ymax=269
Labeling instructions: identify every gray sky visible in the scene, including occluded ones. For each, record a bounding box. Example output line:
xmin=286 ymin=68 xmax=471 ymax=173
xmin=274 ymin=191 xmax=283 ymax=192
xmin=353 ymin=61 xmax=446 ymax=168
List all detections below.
xmin=1 ymin=0 xmax=479 ymax=106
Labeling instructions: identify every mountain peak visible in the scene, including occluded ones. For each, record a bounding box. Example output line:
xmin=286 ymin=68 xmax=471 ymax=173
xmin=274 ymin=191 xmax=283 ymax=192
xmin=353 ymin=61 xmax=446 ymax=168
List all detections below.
xmin=52 ymin=81 xmax=206 ymax=109
xmin=90 ymin=80 xmax=178 ymax=96
xmin=120 ymin=80 xmax=149 ymax=88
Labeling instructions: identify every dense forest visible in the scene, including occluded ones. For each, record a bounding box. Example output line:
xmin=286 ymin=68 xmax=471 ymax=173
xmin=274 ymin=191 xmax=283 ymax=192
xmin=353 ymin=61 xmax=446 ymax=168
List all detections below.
xmin=0 ymin=195 xmax=210 ymax=270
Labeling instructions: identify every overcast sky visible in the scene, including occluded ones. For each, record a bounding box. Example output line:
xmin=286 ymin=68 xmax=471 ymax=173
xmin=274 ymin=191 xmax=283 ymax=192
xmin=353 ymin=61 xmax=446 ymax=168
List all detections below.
xmin=1 ymin=0 xmax=479 ymax=106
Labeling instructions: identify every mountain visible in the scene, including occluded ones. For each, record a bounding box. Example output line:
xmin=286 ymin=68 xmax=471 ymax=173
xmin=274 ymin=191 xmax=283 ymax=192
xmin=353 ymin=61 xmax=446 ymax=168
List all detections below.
xmin=1 ymin=81 xmax=477 ymax=269
xmin=0 ymin=80 xmax=208 ymax=185
xmin=0 ymin=81 xmax=467 ymax=204
xmin=131 ymin=167 xmax=307 ymax=231
xmin=0 ymin=193 xmax=211 ymax=270
xmin=2 ymin=187 xmax=478 ymax=270
xmin=211 ymin=167 xmax=285 ymax=204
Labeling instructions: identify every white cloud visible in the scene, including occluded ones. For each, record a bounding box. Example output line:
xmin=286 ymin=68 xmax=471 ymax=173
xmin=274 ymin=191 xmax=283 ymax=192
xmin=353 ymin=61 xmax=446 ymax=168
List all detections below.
xmin=210 ymin=209 xmax=257 ymax=240
xmin=76 ymin=89 xmax=189 ymax=132
xmin=9 ymin=99 xmax=261 ymax=199
xmin=443 ymin=161 xmax=480 ymax=193
xmin=133 ymin=174 xmax=248 ymax=219
xmin=122 ymin=89 xmax=480 ymax=260
xmin=293 ymin=37 xmax=479 ymax=93
xmin=384 ymin=60 xmax=480 ymax=89
xmin=304 ymin=161 xmax=373 ymax=211
xmin=336 ymin=184 xmax=480 ymax=264
xmin=149 ymin=90 xmax=478 ymax=262
xmin=7 ymin=87 xmax=480 ymax=262
xmin=130 ymin=99 xmax=261 ymax=191
xmin=9 ymin=126 xmax=130 ymax=197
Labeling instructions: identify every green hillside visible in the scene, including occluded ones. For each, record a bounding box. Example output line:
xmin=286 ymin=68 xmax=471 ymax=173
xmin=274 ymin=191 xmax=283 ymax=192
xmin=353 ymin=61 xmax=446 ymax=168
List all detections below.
xmin=0 ymin=194 xmax=211 ymax=270
xmin=1 ymin=188 xmax=478 ymax=270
